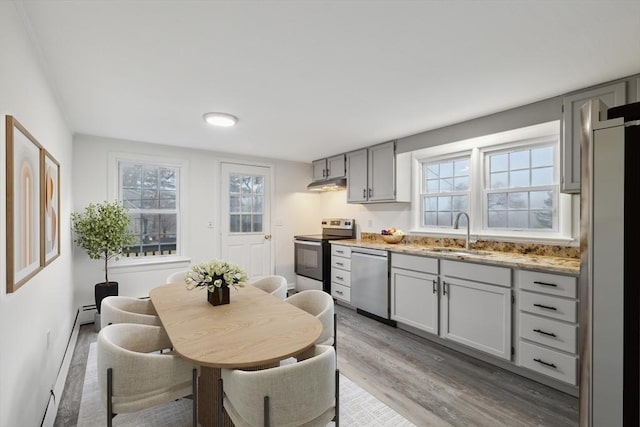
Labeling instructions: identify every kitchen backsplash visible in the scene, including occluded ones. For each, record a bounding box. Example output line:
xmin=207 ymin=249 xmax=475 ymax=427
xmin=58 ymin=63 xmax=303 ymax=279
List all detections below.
xmin=360 ymin=232 xmax=580 ymax=259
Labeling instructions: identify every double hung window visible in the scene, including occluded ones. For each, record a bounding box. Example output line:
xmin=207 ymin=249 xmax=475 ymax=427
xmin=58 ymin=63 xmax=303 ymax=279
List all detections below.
xmin=413 ymin=122 xmax=570 ymax=242
xmin=118 ymin=161 xmax=180 ymax=258
xmin=484 ymin=144 xmax=555 ymax=230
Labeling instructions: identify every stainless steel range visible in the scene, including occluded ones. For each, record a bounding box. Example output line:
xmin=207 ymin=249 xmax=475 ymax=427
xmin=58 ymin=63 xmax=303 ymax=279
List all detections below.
xmin=294 ymin=218 xmax=355 ymax=293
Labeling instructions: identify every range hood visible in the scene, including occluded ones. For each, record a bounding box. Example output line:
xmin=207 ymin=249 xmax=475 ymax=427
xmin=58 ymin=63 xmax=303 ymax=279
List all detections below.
xmin=307 ymin=177 xmax=347 ymax=192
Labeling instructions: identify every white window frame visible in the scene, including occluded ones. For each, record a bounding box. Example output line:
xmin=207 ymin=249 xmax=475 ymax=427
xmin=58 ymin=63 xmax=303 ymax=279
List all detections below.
xmin=411 ymin=121 xmax=574 ymax=245
xmin=419 ymin=152 xmax=472 ymax=228
xmin=107 ymin=152 xmax=190 ymax=266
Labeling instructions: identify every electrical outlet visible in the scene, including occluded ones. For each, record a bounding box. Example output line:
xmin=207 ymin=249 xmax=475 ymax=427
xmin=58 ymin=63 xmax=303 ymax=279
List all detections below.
xmin=207 ymin=221 xmax=214 ymax=229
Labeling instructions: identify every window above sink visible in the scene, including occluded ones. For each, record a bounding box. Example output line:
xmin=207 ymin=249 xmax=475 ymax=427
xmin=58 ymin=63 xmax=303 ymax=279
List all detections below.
xmin=410 ymin=121 xmax=574 ymax=245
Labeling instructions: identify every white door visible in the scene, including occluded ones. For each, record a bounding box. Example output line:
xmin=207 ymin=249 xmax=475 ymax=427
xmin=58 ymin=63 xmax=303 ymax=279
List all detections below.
xmin=220 ymin=162 xmax=272 ymax=278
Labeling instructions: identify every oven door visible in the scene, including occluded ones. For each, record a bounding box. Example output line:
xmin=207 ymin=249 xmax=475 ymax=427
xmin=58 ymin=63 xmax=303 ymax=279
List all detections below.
xmin=294 ymin=240 xmax=323 ymax=281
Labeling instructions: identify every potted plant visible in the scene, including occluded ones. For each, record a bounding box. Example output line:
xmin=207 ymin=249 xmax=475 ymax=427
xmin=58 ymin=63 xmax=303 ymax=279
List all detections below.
xmin=185 ymin=259 xmax=248 ymax=306
xmin=71 ymin=200 xmax=136 ymax=316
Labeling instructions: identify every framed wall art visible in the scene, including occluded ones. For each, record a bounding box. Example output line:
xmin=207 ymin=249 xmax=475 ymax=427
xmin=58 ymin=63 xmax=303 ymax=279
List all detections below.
xmin=6 ymin=115 xmax=43 ymax=293
xmin=42 ymin=149 xmax=60 ymax=265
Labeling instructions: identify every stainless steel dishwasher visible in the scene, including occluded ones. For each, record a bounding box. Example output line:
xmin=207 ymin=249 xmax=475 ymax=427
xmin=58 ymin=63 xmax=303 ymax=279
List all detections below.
xmin=350 ymin=247 xmax=395 ymax=325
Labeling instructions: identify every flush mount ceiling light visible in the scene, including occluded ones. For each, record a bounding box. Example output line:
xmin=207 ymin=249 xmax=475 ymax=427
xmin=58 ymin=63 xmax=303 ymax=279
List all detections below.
xmin=203 ymin=112 xmax=238 ymax=127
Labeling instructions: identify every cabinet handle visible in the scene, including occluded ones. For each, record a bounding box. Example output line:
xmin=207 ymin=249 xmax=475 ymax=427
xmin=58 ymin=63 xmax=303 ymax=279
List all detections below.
xmin=336 ymin=262 xmax=344 ymax=266
xmin=323 ymin=168 xmax=326 ymax=178
xmin=336 ymin=276 xmax=344 ymax=281
xmin=326 ymin=168 xmax=330 ymax=176
xmin=442 ymin=281 xmax=447 ymax=296
xmin=533 ymin=358 xmax=557 ymax=369
xmin=533 ymin=328 xmax=557 ymax=338
xmin=432 ymin=279 xmax=437 ymax=294
xmin=533 ymin=281 xmax=557 ymax=287
xmin=336 ymin=250 xmax=344 ymax=254
xmin=533 ymin=303 xmax=557 ymax=311
xmin=368 ymin=188 xmax=372 ymax=197
xmin=363 ymin=188 xmax=367 ymax=198
xmin=335 ymin=290 xmax=343 ymax=295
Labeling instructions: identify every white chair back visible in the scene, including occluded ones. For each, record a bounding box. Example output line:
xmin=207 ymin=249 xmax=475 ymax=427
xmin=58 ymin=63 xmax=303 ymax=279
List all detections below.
xmin=250 ymin=275 xmax=288 ymax=300
xmin=285 ymin=290 xmax=334 ymax=346
xmin=100 ymin=296 xmax=161 ymax=329
xmin=221 ymin=345 xmax=337 ymax=427
xmin=166 ymin=269 xmax=190 ymax=284
xmin=97 ymin=323 xmax=198 ymax=426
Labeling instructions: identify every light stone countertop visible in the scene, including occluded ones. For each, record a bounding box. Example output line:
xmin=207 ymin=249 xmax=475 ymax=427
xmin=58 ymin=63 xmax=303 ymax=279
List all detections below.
xmin=330 ymin=239 xmax=580 ymax=276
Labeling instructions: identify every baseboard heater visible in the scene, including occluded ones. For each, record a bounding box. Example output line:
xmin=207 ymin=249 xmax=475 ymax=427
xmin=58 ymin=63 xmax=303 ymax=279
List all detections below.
xmin=41 ymin=310 xmax=80 ymax=427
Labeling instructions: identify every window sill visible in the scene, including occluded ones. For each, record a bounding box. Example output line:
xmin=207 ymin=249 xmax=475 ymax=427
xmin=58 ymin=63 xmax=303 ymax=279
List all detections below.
xmin=110 ymin=255 xmax=192 ymax=272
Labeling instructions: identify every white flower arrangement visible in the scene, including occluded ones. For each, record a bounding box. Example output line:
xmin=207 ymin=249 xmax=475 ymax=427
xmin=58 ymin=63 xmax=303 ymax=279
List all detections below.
xmin=185 ymin=259 xmax=248 ymax=292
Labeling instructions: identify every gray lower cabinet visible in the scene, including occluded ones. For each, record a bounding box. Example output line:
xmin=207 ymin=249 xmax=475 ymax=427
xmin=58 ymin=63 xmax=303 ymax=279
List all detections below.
xmin=331 ymin=244 xmax=351 ymax=303
xmin=561 ymin=81 xmax=626 ymax=193
xmin=390 ymin=254 xmax=513 ymax=361
xmin=516 ymin=269 xmax=579 ymax=385
xmin=440 ymin=260 xmax=512 ymax=360
xmin=390 ymin=254 xmax=439 ymax=335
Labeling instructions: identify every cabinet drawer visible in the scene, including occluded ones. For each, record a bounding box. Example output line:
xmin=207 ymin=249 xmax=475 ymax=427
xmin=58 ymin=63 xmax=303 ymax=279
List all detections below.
xmin=331 ymin=256 xmax=351 ymax=271
xmin=519 ymin=340 xmax=578 ymax=385
xmin=331 ymin=245 xmax=351 ymax=257
xmin=442 ymin=259 xmax=511 ymax=287
xmin=520 ymin=291 xmax=577 ymax=323
xmin=331 ymin=283 xmax=351 ymax=302
xmin=331 ymin=269 xmax=351 ymax=287
xmin=391 ymin=253 xmax=438 ymax=274
xmin=519 ymin=312 xmax=577 ymax=354
xmin=518 ymin=270 xmax=577 ymax=298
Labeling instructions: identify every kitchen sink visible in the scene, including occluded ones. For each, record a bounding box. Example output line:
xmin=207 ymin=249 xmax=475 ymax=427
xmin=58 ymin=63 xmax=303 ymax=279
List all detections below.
xmin=425 ymin=247 xmax=493 ymax=256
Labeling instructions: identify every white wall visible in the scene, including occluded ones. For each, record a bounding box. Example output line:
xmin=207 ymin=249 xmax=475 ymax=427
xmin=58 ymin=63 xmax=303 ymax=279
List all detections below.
xmin=0 ymin=3 xmax=74 ymax=426
xmin=72 ymin=134 xmax=321 ymax=309
xmin=318 ymin=190 xmax=412 ymax=237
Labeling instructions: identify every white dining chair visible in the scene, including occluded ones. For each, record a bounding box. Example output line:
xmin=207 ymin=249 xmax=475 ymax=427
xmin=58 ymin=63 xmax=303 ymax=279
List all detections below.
xmin=250 ymin=275 xmax=288 ymax=300
xmin=100 ymin=296 xmax=162 ymax=329
xmin=97 ymin=323 xmax=199 ymax=427
xmin=219 ymin=345 xmax=339 ymax=427
xmin=285 ymin=290 xmax=335 ymax=347
xmin=165 ymin=269 xmax=190 ymax=284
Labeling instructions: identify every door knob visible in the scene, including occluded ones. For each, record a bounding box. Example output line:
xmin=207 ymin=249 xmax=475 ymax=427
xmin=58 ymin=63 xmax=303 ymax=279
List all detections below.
xmin=264 ymin=234 xmax=272 ymax=240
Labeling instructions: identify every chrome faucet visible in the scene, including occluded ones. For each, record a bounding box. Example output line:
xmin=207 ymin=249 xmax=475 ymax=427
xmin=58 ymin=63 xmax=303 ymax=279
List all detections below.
xmin=453 ymin=212 xmax=471 ymax=250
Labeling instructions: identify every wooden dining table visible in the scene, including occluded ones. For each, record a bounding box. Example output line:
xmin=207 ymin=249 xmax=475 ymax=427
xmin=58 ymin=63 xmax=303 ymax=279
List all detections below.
xmin=149 ymin=283 xmax=323 ymax=427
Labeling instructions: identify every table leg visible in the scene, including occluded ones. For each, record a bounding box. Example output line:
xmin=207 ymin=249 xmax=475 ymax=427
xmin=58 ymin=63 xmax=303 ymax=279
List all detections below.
xmin=198 ymin=366 xmax=234 ymax=427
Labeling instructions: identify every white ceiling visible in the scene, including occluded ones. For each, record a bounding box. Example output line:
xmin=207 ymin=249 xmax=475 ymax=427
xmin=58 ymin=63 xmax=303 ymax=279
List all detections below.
xmin=19 ymin=1 xmax=640 ymax=163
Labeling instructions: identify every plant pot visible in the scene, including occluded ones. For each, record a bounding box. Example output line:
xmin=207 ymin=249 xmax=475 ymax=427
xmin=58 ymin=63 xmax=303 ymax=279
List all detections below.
xmin=208 ymin=286 xmax=230 ymax=306
xmin=95 ymin=281 xmax=118 ymax=314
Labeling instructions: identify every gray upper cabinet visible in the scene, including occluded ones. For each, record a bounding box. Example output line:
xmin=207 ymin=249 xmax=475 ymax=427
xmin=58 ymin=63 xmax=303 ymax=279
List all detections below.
xmin=346 ymin=148 xmax=369 ymax=202
xmin=561 ymin=81 xmax=626 ymax=193
xmin=347 ymin=140 xmax=409 ymax=203
xmin=326 ymin=154 xmax=346 ymax=179
xmin=312 ymin=154 xmax=346 ymax=182
xmin=312 ymin=158 xmax=327 ymax=181
xmin=368 ymin=141 xmax=396 ymax=201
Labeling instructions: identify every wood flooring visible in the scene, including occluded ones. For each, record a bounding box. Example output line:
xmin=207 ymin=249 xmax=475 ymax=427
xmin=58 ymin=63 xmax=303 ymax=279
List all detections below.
xmin=55 ymin=305 xmax=578 ymax=426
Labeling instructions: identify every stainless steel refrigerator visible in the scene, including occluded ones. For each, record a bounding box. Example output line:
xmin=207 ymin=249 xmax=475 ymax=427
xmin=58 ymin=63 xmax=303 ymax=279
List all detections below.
xmin=579 ymin=99 xmax=640 ymax=426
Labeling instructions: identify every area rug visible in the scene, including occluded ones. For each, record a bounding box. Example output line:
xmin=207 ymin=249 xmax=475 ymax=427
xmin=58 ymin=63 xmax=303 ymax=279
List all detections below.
xmin=78 ymin=343 xmax=415 ymax=426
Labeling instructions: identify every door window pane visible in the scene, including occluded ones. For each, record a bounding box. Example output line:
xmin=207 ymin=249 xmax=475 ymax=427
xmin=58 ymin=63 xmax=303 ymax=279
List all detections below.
xmin=229 ymin=173 xmax=266 ymax=234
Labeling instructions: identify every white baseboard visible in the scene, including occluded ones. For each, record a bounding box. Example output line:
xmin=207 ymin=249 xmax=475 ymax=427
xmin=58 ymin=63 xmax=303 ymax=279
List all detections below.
xmin=41 ymin=310 xmax=80 ymax=427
